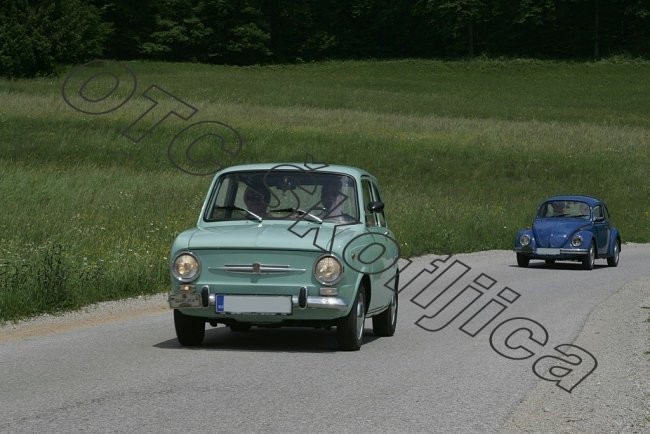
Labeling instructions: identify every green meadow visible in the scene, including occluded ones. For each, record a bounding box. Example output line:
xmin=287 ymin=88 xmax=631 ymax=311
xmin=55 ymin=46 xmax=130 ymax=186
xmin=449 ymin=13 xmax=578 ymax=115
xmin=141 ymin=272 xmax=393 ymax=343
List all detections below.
xmin=1 ymin=58 xmax=649 ymax=321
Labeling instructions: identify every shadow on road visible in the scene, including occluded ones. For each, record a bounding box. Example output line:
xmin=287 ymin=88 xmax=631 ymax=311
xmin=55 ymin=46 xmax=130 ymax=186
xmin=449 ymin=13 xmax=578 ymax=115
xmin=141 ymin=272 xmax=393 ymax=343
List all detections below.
xmin=155 ymin=325 xmax=380 ymax=353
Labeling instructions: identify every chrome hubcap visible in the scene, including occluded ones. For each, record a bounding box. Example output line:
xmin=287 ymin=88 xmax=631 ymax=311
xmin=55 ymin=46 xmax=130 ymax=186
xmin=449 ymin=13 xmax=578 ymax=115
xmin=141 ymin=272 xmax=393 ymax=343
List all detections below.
xmin=356 ymin=295 xmax=365 ymax=341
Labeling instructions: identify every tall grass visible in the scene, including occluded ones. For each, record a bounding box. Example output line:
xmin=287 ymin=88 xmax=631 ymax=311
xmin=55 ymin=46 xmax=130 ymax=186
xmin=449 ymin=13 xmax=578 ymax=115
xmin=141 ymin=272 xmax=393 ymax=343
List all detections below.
xmin=1 ymin=58 xmax=649 ymax=321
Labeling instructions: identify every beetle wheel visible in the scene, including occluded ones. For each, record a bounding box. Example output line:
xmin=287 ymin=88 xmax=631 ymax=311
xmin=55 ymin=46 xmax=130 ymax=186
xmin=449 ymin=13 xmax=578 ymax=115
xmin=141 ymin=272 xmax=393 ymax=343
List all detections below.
xmin=607 ymin=239 xmax=620 ymax=267
xmin=582 ymin=243 xmax=595 ymax=270
xmin=516 ymin=254 xmax=529 ymax=267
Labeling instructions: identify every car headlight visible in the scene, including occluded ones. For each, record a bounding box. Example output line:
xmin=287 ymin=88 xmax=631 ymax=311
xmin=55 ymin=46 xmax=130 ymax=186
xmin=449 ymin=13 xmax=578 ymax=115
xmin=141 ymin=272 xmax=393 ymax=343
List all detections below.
xmin=313 ymin=255 xmax=343 ymax=284
xmin=571 ymin=234 xmax=583 ymax=247
xmin=172 ymin=252 xmax=200 ymax=282
xmin=519 ymin=234 xmax=531 ymax=246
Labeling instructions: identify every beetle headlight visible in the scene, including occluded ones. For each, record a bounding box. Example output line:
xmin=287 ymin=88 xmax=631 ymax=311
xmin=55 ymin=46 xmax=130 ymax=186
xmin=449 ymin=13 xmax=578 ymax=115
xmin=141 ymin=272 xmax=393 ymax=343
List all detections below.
xmin=172 ymin=252 xmax=200 ymax=282
xmin=313 ymin=255 xmax=343 ymax=284
xmin=571 ymin=234 xmax=583 ymax=247
xmin=519 ymin=234 xmax=531 ymax=247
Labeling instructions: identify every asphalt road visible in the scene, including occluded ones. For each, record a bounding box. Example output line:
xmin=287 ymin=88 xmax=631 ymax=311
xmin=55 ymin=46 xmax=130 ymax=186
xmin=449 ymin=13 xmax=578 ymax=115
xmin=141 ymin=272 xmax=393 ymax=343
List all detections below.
xmin=1 ymin=245 xmax=649 ymax=433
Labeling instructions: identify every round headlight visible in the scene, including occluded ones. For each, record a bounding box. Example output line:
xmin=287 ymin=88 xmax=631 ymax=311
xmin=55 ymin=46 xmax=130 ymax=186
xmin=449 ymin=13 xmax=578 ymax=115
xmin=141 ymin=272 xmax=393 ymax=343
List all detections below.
xmin=172 ymin=252 xmax=200 ymax=282
xmin=571 ymin=234 xmax=583 ymax=247
xmin=519 ymin=234 xmax=531 ymax=246
xmin=314 ymin=255 xmax=343 ymax=284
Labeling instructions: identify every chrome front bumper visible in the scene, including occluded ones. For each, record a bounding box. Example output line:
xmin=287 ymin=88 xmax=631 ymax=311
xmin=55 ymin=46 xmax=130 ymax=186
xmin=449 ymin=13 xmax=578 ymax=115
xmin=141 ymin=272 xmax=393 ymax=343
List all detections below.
xmin=513 ymin=247 xmax=589 ymax=255
xmin=168 ymin=290 xmax=347 ymax=311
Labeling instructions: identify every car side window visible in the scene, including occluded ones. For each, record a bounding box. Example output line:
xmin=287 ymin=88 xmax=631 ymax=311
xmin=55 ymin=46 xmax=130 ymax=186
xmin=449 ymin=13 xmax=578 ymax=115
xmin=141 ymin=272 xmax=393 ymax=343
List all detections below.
xmin=361 ymin=180 xmax=377 ymax=226
xmin=370 ymin=182 xmax=387 ymax=228
xmin=594 ymin=205 xmax=604 ymax=220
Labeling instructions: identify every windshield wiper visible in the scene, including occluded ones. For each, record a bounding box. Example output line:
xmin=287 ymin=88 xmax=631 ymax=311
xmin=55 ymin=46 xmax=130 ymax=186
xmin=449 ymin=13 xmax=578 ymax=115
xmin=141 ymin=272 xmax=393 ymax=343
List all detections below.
xmin=214 ymin=206 xmax=263 ymax=222
xmin=270 ymin=207 xmax=323 ymax=224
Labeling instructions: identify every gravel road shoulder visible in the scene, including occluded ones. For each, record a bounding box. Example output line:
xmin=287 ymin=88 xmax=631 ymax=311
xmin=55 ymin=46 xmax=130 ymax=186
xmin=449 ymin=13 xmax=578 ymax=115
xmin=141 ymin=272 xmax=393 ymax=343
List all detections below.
xmin=0 ymin=294 xmax=169 ymax=344
xmin=501 ymin=278 xmax=650 ymax=433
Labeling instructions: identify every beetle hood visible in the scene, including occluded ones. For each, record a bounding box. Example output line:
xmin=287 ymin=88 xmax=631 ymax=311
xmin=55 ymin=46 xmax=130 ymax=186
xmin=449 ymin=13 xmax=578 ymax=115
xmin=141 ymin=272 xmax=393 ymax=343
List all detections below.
xmin=533 ymin=219 xmax=588 ymax=248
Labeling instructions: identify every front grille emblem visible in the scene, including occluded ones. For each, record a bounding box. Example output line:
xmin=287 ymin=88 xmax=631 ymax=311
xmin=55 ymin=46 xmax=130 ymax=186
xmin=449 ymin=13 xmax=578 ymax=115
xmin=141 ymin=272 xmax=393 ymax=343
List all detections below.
xmin=252 ymin=262 xmax=261 ymax=274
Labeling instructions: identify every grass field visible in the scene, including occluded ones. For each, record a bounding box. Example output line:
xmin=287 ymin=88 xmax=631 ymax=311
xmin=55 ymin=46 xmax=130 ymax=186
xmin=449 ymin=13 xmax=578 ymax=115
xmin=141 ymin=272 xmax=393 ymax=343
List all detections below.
xmin=1 ymin=58 xmax=649 ymax=321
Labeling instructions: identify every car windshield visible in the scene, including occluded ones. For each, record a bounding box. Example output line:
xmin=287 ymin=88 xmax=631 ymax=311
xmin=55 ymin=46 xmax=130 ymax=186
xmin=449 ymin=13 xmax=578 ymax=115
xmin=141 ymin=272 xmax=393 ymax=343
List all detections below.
xmin=204 ymin=170 xmax=359 ymax=223
xmin=537 ymin=200 xmax=591 ymax=219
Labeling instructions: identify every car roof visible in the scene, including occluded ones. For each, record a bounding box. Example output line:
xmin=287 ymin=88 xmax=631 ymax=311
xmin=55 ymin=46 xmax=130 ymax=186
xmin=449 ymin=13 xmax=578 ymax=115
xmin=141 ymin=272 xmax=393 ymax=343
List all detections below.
xmin=542 ymin=195 xmax=603 ymax=206
xmin=217 ymin=163 xmax=374 ymax=179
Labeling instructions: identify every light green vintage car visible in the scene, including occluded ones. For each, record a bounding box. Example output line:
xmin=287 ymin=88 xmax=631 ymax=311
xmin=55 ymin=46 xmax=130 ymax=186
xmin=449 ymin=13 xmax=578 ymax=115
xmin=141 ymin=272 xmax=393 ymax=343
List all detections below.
xmin=168 ymin=163 xmax=399 ymax=350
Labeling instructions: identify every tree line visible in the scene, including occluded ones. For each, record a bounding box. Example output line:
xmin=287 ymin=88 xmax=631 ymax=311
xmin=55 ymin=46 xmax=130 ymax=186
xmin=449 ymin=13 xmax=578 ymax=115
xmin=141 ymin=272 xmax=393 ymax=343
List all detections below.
xmin=2 ymin=0 xmax=649 ymax=78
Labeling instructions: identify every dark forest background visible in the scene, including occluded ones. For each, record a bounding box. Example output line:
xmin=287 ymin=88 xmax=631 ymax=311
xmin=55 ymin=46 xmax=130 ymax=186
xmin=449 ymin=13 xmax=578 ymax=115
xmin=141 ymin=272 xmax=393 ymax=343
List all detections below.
xmin=2 ymin=0 xmax=650 ymax=78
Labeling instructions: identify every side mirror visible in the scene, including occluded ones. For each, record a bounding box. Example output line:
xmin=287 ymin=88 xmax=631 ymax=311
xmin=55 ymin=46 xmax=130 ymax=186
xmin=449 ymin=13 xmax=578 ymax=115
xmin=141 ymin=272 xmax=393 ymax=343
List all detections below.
xmin=367 ymin=201 xmax=384 ymax=213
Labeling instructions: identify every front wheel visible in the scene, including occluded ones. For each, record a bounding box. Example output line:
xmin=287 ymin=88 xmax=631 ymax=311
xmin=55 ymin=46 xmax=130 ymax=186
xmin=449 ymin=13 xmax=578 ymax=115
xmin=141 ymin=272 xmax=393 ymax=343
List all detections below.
xmin=372 ymin=290 xmax=398 ymax=337
xmin=582 ymin=243 xmax=595 ymax=270
xmin=174 ymin=309 xmax=205 ymax=346
xmin=516 ymin=254 xmax=530 ymax=267
xmin=337 ymin=287 xmax=366 ymax=351
xmin=607 ymin=239 xmax=620 ymax=267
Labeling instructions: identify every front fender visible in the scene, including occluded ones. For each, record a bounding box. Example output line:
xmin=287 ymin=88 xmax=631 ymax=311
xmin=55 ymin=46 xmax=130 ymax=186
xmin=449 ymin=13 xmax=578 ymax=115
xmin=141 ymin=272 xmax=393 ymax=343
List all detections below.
xmin=572 ymin=230 xmax=595 ymax=250
xmin=608 ymin=229 xmax=621 ymax=256
xmin=514 ymin=229 xmax=534 ymax=249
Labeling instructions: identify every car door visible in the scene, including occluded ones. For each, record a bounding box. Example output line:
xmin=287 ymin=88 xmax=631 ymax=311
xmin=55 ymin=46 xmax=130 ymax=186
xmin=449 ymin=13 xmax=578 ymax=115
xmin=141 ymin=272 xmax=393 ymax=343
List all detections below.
xmin=360 ymin=178 xmax=398 ymax=312
xmin=592 ymin=204 xmax=610 ymax=256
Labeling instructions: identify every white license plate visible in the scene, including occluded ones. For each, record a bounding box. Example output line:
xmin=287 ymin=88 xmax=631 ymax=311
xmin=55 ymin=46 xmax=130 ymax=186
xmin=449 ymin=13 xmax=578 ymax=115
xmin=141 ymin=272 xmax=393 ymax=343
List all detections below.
xmin=537 ymin=248 xmax=561 ymax=255
xmin=215 ymin=295 xmax=292 ymax=314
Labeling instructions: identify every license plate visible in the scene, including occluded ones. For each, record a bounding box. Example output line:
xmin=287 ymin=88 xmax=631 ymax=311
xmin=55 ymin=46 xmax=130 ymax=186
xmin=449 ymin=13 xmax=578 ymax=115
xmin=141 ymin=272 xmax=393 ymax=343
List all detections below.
xmin=168 ymin=292 xmax=202 ymax=308
xmin=216 ymin=295 xmax=292 ymax=314
xmin=537 ymin=248 xmax=561 ymax=255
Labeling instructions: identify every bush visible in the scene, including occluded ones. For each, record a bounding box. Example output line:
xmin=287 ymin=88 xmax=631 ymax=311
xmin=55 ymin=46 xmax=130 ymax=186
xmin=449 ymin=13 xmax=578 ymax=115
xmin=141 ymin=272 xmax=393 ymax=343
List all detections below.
xmin=0 ymin=0 xmax=110 ymax=78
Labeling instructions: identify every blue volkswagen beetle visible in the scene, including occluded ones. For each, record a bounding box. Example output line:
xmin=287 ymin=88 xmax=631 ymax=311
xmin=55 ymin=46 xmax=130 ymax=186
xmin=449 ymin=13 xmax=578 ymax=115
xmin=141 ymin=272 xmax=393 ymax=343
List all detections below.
xmin=514 ymin=195 xmax=621 ymax=270
xmin=168 ymin=163 xmax=399 ymax=350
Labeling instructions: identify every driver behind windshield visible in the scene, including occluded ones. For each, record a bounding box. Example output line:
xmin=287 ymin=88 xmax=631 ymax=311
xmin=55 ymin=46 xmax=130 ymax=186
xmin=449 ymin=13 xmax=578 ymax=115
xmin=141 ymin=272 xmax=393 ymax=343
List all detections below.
xmin=243 ymin=184 xmax=270 ymax=218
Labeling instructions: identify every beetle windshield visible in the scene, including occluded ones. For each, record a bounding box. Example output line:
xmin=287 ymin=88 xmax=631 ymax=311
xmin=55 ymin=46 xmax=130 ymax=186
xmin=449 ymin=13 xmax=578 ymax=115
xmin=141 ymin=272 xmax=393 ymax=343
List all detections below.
xmin=537 ymin=200 xmax=591 ymax=219
xmin=204 ymin=170 xmax=359 ymax=223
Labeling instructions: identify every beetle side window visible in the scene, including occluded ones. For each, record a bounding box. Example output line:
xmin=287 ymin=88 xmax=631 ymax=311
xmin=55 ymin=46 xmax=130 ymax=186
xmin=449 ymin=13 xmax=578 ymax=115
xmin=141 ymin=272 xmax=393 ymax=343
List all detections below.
xmin=594 ymin=205 xmax=604 ymax=220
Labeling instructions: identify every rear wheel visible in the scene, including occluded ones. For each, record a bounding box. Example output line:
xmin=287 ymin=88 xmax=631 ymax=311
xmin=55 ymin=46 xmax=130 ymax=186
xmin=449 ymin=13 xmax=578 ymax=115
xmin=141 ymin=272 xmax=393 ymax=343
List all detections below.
xmin=174 ymin=309 xmax=205 ymax=346
xmin=607 ymin=239 xmax=620 ymax=267
xmin=337 ymin=287 xmax=366 ymax=351
xmin=372 ymin=290 xmax=398 ymax=337
xmin=516 ymin=254 xmax=529 ymax=267
xmin=582 ymin=243 xmax=595 ymax=270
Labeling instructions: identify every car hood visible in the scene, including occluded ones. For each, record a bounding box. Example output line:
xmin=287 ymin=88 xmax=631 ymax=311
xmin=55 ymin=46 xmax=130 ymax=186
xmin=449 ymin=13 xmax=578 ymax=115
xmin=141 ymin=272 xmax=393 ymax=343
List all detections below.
xmin=532 ymin=219 xmax=587 ymax=248
xmin=178 ymin=222 xmax=357 ymax=252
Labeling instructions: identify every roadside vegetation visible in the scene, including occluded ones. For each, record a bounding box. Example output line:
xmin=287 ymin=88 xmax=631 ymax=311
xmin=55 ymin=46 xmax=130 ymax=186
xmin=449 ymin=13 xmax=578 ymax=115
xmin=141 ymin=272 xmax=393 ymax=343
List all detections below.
xmin=1 ymin=58 xmax=649 ymax=321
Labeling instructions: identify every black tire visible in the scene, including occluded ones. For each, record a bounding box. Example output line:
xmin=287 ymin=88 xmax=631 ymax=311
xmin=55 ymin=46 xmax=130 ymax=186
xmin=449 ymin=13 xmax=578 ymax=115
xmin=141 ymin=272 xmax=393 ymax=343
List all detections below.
xmin=545 ymin=259 xmax=555 ymax=265
xmin=174 ymin=309 xmax=205 ymax=346
xmin=337 ymin=287 xmax=366 ymax=351
xmin=582 ymin=243 xmax=595 ymax=270
xmin=229 ymin=323 xmax=252 ymax=332
xmin=607 ymin=239 xmax=620 ymax=267
xmin=516 ymin=254 xmax=529 ymax=267
xmin=373 ymin=289 xmax=398 ymax=337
